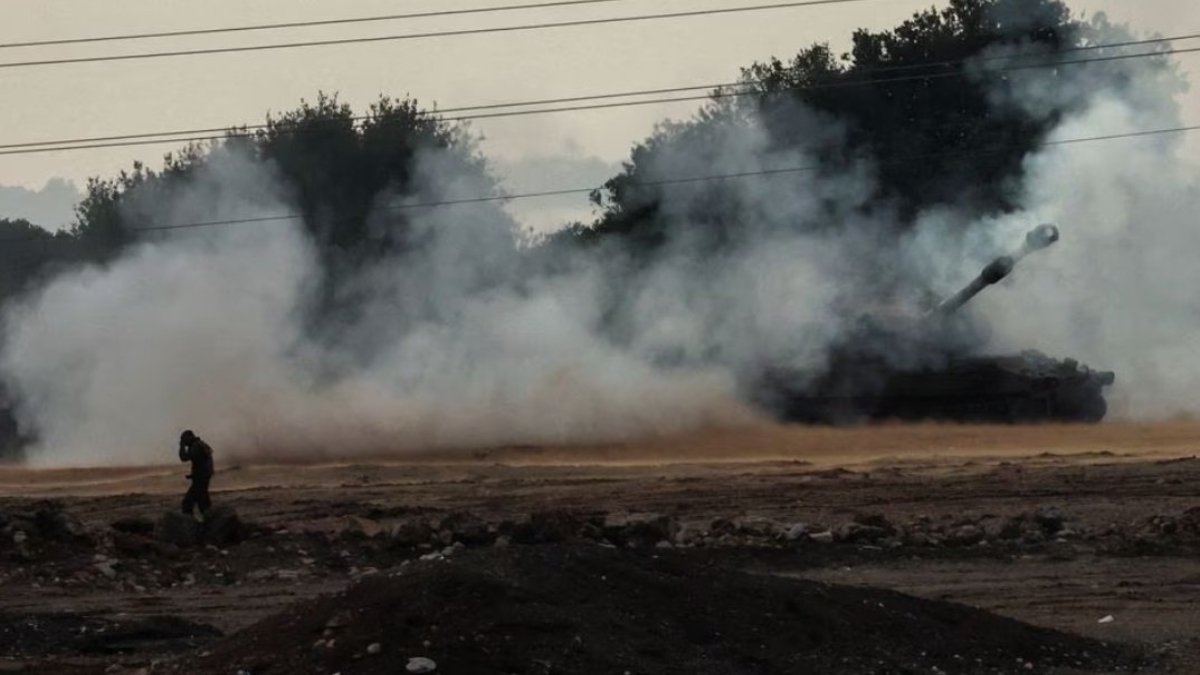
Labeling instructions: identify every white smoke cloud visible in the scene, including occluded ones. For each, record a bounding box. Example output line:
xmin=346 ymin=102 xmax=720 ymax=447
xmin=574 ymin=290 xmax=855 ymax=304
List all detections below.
xmin=926 ymin=19 xmax=1200 ymax=419
xmin=1 ymin=147 xmax=750 ymax=466
xmin=2 ymin=10 xmax=1196 ymax=466
xmin=971 ymin=93 xmax=1200 ymax=419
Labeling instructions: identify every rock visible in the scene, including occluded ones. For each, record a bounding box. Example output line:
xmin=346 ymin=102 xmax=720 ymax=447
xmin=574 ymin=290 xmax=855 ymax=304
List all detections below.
xmin=202 ymin=505 xmax=247 ymax=547
xmin=346 ymin=517 xmax=384 ymax=539
xmin=1020 ymin=530 xmax=1046 ymax=546
xmin=1098 ymin=615 xmax=1115 ymax=624
xmin=853 ymin=513 xmax=896 ymax=535
xmin=512 ymin=510 xmax=582 ymax=544
xmin=835 ymin=523 xmax=886 ymax=544
xmin=11 ymin=530 xmax=27 ymax=545
xmin=998 ymin=516 xmax=1027 ymax=540
xmin=604 ymin=513 xmax=678 ymax=547
xmin=708 ymin=518 xmax=737 ymax=536
xmin=407 ymin=656 xmax=437 ymax=673
xmin=113 ymin=531 xmax=169 ymax=558
xmin=906 ymin=531 xmax=931 ymax=547
xmin=325 ymin=610 xmax=354 ymax=629
xmin=366 ymin=642 xmax=382 ymax=655
xmin=629 ymin=513 xmax=680 ymax=545
xmin=157 ymin=512 xmax=201 ymax=547
xmin=809 ymin=531 xmax=835 ymax=544
xmin=439 ymin=512 xmax=494 ymax=546
xmin=389 ymin=518 xmax=435 ymax=548
xmin=33 ymin=502 xmax=90 ymax=542
xmin=737 ymin=516 xmax=782 ymax=538
xmin=672 ymin=524 xmax=704 ymax=546
xmin=949 ymin=525 xmax=985 ymax=547
xmin=95 ymin=562 xmax=117 ymax=579
xmin=111 ymin=516 xmax=156 ymax=536
xmin=784 ymin=523 xmax=810 ymax=541
xmin=1034 ymin=507 xmax=1065 ymax=534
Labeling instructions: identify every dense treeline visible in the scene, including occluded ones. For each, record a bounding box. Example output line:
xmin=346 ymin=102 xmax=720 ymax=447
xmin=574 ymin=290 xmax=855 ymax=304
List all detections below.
xmin=4 ymin=0 xmax=1088 ymax=296
xmin=0 ymin=0 xmax=1103 ymax=459
xmin=583 ymin=0 xmax=1083 ymax=248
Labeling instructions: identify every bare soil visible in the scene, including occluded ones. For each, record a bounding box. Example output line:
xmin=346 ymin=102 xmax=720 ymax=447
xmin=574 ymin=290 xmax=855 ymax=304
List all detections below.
xmin=0 ymin=421 xmax=1197 ymax=674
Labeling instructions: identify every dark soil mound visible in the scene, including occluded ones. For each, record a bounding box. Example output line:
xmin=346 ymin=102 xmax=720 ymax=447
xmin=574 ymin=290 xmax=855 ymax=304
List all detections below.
xmin=181 ymin=545 xmax=1141 ymax=675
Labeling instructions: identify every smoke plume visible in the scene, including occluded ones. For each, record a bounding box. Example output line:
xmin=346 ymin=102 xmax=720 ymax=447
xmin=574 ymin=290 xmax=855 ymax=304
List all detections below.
xmin=1 ymin=11 xmax=1195 ymax=465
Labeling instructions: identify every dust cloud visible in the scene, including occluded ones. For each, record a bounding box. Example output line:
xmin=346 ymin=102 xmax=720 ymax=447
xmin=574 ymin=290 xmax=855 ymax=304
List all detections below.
xmin=1 ymin=11 xmax=1195 ymax=465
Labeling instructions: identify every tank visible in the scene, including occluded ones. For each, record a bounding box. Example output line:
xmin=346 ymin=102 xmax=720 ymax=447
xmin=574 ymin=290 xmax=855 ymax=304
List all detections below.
xmin=752 ymin=224 xmax=1116 ymax=424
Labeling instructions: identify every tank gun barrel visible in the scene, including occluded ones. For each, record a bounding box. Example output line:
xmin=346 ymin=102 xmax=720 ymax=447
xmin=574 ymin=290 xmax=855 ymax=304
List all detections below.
xmin=933 ymin=224 xmax=1059 ymax=317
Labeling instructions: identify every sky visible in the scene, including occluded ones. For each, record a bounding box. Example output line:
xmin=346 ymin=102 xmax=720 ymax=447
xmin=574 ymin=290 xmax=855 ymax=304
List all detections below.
xmin=0 ymin=0 xmax=1196 ymax=230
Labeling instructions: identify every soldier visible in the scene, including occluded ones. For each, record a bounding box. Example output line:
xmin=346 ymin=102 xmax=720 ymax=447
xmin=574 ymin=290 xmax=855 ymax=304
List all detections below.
xmin=178 ymin=429 xmax=214 ymax=518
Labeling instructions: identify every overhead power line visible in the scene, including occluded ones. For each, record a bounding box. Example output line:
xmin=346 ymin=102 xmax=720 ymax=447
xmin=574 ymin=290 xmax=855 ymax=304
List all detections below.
xmin=0 ymin=0 xmax=638 ymax=50
xmin=127 ymin=123 xmax=1200 ymax=233
xmin=1 ymin=122 xmax=1196 ymax=245
xmin=0 ymin=0 xmax=884 ymax=70
xmin=0 ymin=37 xmax=1196 ymax=158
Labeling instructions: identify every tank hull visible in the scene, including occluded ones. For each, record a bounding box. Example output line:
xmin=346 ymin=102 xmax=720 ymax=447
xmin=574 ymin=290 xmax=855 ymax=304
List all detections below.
xmin=755 ymin=351 xmax=1114 ymax=425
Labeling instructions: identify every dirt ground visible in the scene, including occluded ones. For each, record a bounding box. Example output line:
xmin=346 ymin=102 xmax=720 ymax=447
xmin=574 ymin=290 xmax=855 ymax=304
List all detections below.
xmin=1 ymin=420 xmax=1198 ymax=673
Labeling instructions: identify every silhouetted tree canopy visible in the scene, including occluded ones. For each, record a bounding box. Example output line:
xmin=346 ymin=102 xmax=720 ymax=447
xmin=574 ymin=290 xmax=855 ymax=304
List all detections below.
xmin=586 ymin=0 xmax=1083 ymax=246
xmin=72 ymin=93 xmax=495 ymax=270
xmin=0 ymin=218 xmax=78 ymax=303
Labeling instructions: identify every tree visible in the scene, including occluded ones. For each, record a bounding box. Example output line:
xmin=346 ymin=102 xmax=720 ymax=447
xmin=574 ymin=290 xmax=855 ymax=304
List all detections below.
xmin=585 ymin=0 xmax=1083 ymax=245
xmin=72 ymin=93 xmax=495 ymax=262
xmin=0 ymin=218 xmax=78 ymax=301
xmin=70 ymin=93 xmax=500 ymax=329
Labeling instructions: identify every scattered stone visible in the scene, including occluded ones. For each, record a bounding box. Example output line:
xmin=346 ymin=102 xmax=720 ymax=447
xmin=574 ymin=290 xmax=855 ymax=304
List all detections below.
xmin=325 ymin=610 xmax=353 ymax=630
xmin=407 ymin=656 xmax=438 ymax=673
xmin=111 ymin=516 xmax=156 ymax=536
xmin=156 ymin=512 xmax=201 ymax=547
xmin=835 ymin=522 xmax=886 ymax=544
xmin=202 ymin=505 xmax=247 ymax=547
xmin=949 ymin=525 xmax=985 ymax=547
xmin=853 ymin=513 xmax=896 ymax=535
xmin=737 ymin=516 xmax=782 ymax=538
xmin=625 ymin=513 xmax=679 ymax=547
xmin=809 ymin=531 xmax=835 ymax=544
xmin=366 ymin=642 xmax=382 ymax=655
xmin=389 ymin=518 xmax=435 ymax=548
xmin=1034 ymin=507 xmax=1065 ymax=534
xmin=709 ymin=517 xmax=737 ymax=537
xmin=512 ymin=510 xmax=583 ymax=545
xmin=33 ymin=503 xmax=90 ymax=542
xmin=785 ymin=523 xmax=810 ymax=541
xmin=440 ymin=512 xmax=494 ymax=546
xmin=346 ymin=517 xmax=385 ymax=539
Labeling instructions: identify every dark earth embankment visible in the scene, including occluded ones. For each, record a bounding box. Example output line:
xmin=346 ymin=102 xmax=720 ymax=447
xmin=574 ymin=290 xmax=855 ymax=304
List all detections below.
xmin=180 ymin=545 xmax=1143 ymax=675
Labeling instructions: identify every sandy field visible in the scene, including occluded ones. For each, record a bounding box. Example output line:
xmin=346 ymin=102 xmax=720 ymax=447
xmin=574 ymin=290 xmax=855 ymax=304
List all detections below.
xmin=0 ymin=421 xmax=1198 ymax=673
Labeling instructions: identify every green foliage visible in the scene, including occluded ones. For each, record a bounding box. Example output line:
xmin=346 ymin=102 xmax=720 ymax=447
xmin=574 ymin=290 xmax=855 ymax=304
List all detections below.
xmin=587 ymin=0 xmax=1082 ymax=244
